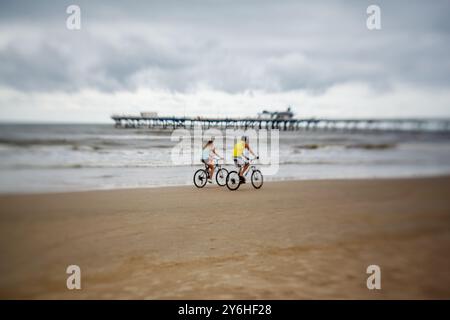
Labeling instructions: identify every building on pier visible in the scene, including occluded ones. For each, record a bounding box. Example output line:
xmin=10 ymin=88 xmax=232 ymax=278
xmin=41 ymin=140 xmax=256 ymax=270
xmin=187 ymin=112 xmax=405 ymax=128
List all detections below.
xmin=258 ymin=107 xmax=294 ymax=120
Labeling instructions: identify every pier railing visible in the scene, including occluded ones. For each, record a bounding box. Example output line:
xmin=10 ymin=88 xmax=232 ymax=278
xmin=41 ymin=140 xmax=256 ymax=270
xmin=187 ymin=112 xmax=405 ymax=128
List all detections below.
xmin=111 ymin=115 xmax=450 ymax=132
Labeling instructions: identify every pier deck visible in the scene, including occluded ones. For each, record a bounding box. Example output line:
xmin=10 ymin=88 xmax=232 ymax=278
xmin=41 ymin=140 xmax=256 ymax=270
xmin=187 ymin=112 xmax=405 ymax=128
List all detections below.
xmin=111 ymin=115 xmax=450 ymax=132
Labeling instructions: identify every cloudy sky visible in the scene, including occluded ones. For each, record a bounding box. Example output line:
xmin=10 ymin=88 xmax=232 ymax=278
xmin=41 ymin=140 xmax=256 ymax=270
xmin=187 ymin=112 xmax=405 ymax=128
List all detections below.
xmin=0 ymin=0 xmax=449 ymax=122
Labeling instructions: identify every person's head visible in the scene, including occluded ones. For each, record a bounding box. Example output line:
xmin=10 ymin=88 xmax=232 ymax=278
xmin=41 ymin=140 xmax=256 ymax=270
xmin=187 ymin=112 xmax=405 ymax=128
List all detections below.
xmin=241 ymin=135 xmax=249 ymax=143
xmin=205 ymin=136 xmax=215 ymax=146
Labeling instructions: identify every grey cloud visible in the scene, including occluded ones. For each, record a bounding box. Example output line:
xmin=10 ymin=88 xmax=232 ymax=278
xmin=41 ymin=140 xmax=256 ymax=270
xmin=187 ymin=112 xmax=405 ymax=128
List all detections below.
xmin=0 ymin=0 xmax=450 ymax=93
xmin=0 ymin=42 xmax=74 ymax=91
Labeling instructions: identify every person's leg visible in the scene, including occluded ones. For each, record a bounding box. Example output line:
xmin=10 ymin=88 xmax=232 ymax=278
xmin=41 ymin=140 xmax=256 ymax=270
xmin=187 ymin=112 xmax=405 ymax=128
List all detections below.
xmin=242 ymin=163 xmax=249 ymax=176
xmin=238 ymin=158 xmax=245 ymax=177
xmin=210 ymin=164 xmax=215 ymax=178
xmin=239 ymin=164 xmax=248 ymax=182
xmin=208 ymin=164 xmax=214 ymax=178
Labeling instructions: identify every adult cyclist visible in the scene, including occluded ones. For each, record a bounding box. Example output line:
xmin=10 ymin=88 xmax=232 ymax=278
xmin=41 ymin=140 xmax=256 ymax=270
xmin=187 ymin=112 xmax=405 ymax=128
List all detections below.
xmin=232 ymin=135 xmax=257 ymax=183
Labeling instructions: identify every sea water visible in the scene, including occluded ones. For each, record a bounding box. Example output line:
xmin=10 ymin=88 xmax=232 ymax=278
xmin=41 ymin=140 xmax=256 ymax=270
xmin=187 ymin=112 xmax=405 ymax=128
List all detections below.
xmin=1 ymin=123 xmax=450 ymax=193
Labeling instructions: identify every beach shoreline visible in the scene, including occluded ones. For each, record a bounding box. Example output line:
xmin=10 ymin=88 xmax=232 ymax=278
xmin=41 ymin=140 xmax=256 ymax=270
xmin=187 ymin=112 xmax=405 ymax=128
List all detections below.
xmin=1 ymin=177 xmax=450 ymax=299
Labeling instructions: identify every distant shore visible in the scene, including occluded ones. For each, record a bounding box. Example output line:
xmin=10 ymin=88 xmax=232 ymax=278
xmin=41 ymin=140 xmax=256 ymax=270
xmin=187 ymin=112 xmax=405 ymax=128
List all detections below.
xmin=1 ymin=177 xmax=450 ymax=299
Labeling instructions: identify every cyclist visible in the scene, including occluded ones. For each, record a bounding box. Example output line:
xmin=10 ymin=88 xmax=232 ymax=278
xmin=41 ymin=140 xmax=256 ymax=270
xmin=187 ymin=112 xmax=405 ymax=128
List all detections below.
xmin=201 ymin=137 xmax=222 ymax=183
xmin=233 ymin=135 xmax=257 ymax=183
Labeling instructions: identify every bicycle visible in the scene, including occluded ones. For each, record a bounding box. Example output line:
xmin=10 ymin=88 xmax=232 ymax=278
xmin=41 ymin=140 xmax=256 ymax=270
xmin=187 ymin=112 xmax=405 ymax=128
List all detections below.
xmin=226 ymin=157 xmax=263 ymax=191
xmin=193 ymin=158 xmax=228 ymax=188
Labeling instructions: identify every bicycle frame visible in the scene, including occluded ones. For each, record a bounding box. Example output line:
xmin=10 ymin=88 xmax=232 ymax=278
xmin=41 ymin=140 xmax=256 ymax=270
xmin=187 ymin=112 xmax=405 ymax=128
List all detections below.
xmin=236 ymin=158 xmax=259 ymax=177
xmin=202 ymin=158 xmax=224 ymax=178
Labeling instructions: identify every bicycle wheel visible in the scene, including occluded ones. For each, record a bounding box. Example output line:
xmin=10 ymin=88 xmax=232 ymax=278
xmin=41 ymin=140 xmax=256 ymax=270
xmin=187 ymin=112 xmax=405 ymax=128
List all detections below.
xmin=226 ymin=171 xmax=241 ymax=191
xmin=193 ymin=169 xmax=208 ymax=188
xmin=251 ymin=170 xmax=264 ymax=189
xmin=215 ymin=168 xmax=228 ymax=187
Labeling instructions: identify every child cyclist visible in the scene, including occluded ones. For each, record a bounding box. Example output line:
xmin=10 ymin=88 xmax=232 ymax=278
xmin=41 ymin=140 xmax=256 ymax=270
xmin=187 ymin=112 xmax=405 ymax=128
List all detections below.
xmin=201 ymin=136 xmax=222 ymax=183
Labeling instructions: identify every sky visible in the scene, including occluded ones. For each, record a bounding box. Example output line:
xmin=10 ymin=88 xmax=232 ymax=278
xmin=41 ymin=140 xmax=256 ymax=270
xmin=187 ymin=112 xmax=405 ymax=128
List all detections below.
xmin=0 ymin=0 xmax=449 ymax=123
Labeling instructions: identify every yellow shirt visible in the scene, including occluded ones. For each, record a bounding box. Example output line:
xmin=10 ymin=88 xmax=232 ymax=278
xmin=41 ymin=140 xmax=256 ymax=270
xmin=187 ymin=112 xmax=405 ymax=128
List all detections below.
xmin=233 ymin=141 xmax=245 ymax=157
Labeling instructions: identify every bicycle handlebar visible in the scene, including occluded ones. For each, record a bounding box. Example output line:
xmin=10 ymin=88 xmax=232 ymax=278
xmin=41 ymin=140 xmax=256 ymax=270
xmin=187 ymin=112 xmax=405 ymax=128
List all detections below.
xmin=204 ymin=156 xmax=259 ymax=165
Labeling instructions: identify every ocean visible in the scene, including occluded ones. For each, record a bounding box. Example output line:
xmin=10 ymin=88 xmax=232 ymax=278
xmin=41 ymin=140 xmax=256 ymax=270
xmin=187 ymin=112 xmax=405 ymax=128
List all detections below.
xmin=1 ymin=123 xmax=450 ymax=193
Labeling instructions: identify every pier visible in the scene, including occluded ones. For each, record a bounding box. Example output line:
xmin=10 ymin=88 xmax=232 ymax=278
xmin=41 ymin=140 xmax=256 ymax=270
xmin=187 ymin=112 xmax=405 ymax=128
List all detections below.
xmin=111 ymin=115 xmax=450 ymax=132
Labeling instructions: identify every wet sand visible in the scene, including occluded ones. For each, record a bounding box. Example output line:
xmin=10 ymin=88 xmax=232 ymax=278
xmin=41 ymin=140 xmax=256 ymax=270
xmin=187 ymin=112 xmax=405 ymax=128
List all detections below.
xmin=0 ymin=177 xmax=450 ymax=299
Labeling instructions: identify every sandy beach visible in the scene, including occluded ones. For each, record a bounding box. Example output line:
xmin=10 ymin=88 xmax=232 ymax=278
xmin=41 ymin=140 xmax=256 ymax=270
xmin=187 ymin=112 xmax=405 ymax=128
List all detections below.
xmin=0 ymin=177 xmax=450 ymax=299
